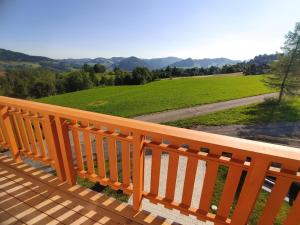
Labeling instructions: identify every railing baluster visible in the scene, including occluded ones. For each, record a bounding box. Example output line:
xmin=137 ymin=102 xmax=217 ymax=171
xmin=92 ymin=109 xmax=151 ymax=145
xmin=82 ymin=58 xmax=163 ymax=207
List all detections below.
xmin=42 ymin=115 xmax=65 ymax=181
xmin=81 ymin=122 xmax=96 ymax=178
xmin=164 ymin=152 xmax=179 ymax=203
xmin=33 ymin=117 xmax=47 ymax=159
xmin=258 ymin=176 xmax=291 ymax=225
xmin=132 ymin=132 xmax=144 ymax=212
xmin=0 ymin=106 xmax=20 ymax=162
xmin=10 ymin=111 xmax=23 ymax=150
xmin=283 ymin=189 xmax=300 ymax=225
xmin=15 ymin=111 xmax=30 ymax=153
xmin=230 ymin=159 xmax=269 ymax=225
xmin=55 ymin=117 xmax=76 ymax=185
xmin=95 ymin=133 xmax=106 ymax=180
xmin=150 ymin=148 xmax=162 ymax=198
xmin=216 ymin=156 xmax=245 ymax=220
xmin=108 ymin=136 xmax=118 ymax=183
xmin=180 ymin=156 xmax=198 ymax=209
xmin=198 ymin=160 xmax=219 ymax=214
xmin=121 ymin=140 xmax=131 ymax=191
xmin=24 ymin=115 xmax=39 ymax=156
xmin=71 ymin=122 xmax=84 ymax=173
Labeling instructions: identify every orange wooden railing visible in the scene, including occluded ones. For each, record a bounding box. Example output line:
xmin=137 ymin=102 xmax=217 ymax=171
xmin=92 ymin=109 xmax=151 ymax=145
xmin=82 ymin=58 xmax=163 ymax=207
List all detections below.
xmin=0 ymin=96 xmax=299 ymax=225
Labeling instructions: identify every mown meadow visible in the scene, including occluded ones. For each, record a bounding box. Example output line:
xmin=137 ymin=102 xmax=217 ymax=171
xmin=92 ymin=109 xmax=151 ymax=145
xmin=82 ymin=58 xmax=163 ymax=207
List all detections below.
xmin=38 ymin=74 xmax=274 ymax=117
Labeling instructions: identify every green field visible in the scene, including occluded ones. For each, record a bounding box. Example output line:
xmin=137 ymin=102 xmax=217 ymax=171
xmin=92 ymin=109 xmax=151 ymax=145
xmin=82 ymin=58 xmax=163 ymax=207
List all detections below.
xmin=166 ymin=97 xmax=300 ymax=128
xmin=38 ymin=75 xmax=274 ymax=117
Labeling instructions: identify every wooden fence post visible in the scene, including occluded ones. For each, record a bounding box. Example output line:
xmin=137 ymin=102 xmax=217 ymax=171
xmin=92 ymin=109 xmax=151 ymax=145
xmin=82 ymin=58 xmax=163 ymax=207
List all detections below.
xmin=55 ymin=116 xmax=76 ymax=185
xmin=132 ymin=132 xmax=144 ymax=213
xmin=43 ymin=115 xmax=66 ymax=181
xmin=0 ymin=106 xmax=21 ymax=162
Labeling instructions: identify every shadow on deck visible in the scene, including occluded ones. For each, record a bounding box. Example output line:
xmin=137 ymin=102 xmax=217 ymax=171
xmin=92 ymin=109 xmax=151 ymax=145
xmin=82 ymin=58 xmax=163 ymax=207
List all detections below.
xmin=0 ymin=154 xmax=171 ymax=225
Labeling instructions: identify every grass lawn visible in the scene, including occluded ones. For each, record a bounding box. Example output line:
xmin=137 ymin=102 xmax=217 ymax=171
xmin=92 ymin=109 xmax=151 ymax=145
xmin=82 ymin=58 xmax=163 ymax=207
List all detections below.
xmin=38 ymin=75 xmax=273 ymax=117
xmin=166 ymin=97 xmax=300 ymax=128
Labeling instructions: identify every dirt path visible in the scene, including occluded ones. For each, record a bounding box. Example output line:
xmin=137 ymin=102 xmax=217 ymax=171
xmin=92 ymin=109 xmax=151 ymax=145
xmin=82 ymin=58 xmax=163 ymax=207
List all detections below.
xmin=134 ymin=93 xmax=278 ymax=123
xmin=192 ymin=122 xmax=300 ymax=148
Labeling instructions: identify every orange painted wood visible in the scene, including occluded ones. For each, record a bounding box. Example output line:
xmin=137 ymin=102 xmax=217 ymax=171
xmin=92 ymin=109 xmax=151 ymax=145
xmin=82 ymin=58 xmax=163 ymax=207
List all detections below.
xmin=0 ymin=106 xmax=21 ymax=162
xmin=1 ymin=96 xmax=299 ymax=163
xmin=121 ymin=141 xmax=131 ymax=188
xmin=42 ymin=115 xmax=65 ymax=181
xmin=95 ymin=134 xmax=106 ymax=179
xmin=283 ymin=190 xmax=300 ymax=225
xmin=24 ymin=116 xmax=38 ymax=156
xmin=15 ymin=112 xmax=31 ymax=153
xmin=198 ymin=160 xmax=219 ymax=213
xmin=230 ymin=159 xmax=269 ymax=225
xmin=81 ymin=125 xmax=95 ymax=176
xmin=258 ymin=176 xmax=291 ymax=225
xmin=108 ymin=136 xmax=118 ymax=182
xmin=11 ymin=112 xmax=24 ymax=150
xmin=181 ymin=157 xmax=198 ymax=207
xmin=217 ymin=164 xmax=244 ymax=219
xmin=33 ymin=119 xmax=47 ymax=159
xmin=71 ymin=125 xmax=84 ymax=172
xmin=132 ymin=132 xmax=144 ymax=211
xmin=164 ymin=152 xmax=179 ymax=202
xmin=150 ymin=148 xmax=162 ymax=197
xmin=55 ymin=117 xmax=76 ymax=185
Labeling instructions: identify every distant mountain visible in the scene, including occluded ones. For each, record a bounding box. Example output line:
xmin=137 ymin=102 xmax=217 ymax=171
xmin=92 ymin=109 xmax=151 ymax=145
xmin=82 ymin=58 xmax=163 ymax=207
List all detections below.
xmin=143 ymin=57 xmax=182 ymax=69
xmin=0 ymin=48 xmax=242 ymax=72
xmin=114 ymin=56 xmax=149 ymax=71
xmin=170 ymin=57 xmax=240 ymax=68
xmin=0 ymin=48 xmax=54 ymax=63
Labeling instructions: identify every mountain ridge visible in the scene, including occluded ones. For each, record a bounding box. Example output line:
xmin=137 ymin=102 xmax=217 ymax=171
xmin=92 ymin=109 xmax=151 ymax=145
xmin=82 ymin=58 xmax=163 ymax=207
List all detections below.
xmin=0 ymin=48 xmax=241 ymax=71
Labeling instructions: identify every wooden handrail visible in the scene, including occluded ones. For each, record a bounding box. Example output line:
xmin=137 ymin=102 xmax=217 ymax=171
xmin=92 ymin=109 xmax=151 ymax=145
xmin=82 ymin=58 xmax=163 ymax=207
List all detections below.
xmin=0 ymin=96 xmax=299 ymax=225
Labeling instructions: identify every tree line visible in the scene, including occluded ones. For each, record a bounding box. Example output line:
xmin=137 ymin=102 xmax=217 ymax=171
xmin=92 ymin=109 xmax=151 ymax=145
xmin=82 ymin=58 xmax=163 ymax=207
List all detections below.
xmin=0 ymin=50 xmax=286 ymax=100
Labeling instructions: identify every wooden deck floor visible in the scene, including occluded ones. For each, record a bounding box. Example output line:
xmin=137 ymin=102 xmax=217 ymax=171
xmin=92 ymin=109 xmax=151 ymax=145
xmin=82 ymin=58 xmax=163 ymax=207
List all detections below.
xmin=0 ymin=154 xmax=170 ymax=225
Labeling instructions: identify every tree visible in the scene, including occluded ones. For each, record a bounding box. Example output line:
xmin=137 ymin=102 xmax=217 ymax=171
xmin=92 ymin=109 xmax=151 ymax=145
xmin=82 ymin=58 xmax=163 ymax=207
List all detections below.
xmin=131 ymin=67 xmax=152 ymax=85
xmin=265 ymin=22 xmax=300 ymax=103
xmin=64 ymin=71 xmax=92 ymax=92
xmin=29 ymin=81 xmax=55 ymax=98
xmin=93 ymin=64 xmax=106 ymax=73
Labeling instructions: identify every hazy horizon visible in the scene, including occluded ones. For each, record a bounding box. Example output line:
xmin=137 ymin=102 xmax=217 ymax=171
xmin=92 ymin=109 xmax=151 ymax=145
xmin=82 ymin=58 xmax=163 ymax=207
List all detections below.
xmin=1 ymin=0 xmax=299 ymax=60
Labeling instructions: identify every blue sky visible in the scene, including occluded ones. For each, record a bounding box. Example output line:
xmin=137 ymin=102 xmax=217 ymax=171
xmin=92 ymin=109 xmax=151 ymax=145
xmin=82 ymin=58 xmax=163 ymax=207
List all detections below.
xmin=0 ymin=0 xmax=299 ymax=60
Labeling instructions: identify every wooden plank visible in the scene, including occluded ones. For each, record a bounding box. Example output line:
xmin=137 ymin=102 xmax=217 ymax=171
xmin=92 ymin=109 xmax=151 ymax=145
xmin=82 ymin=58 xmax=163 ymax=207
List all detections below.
xmin=198 ymin=160 xmax=219 ymax=213
xmin=33 ymin=119 xmax=47 ymax=159
xmin=55 ymin=117 xmax=76 ymax=185
xmin=132 ymin=132 xmax=144 ymax=211
xmin=283 ymin=190 xmax=300 ymax=225
xmin=0 ymin=106 xmax=20 ymax=162
xmin=181 ymin=157 xmax=198 ymax=208
xmin=24 ymin=116 xmax=38 ymax=156
xmin=71 ymin=125 xmax=84 ymax=172
xmin=15 ymin=112 xmax=31 ymax=153
xmin=150 ymin=148 xmax=162 ymax=197
xmin=108 ymin=136 xmax=118 ymax=182
xmin=42 ymin=115 xmax=65 ymax=181
xmin=121 ymin=141 xmax=131 ymax=188
xmin=217 ymin=165 xmax=244 ymax=219
xmin=95 ymin=134 xmax=106 ymax=179
xmin=164 ymin=152 xmax=179 ymax=202
xmin=230 ymin=159 xmax=269 ymax=225
xmin=11 ymin=112 xmax=23 ymax=150
xmin=82 ymin=125 xmax=95 ymax=177
xmin=258 ymin=176 xmax=291 ymax=225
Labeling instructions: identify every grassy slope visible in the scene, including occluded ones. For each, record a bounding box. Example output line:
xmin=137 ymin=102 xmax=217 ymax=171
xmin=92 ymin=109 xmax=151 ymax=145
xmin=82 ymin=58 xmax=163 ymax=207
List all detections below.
xmin=166 ymin=98 xmax=300 ymax=128
xmin=38 ymin=75 xmax=273 ymax=117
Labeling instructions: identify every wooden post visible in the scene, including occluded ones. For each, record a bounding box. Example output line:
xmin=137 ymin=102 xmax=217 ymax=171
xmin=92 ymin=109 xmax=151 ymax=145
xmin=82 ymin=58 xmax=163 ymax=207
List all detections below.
xmin=132 ymin=132 xmax=144 ymax=213
xmin=55 ymin=116 xmax=76 ymax=185
xmin=0 ymin=106 xmax=21 ymax=162
xmin=230 ymin=159 xmax=269 ymax=225
xmin=43 ymin=115 xmax=66 ymax=181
